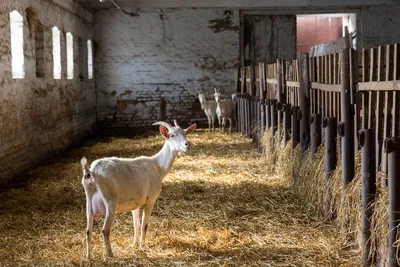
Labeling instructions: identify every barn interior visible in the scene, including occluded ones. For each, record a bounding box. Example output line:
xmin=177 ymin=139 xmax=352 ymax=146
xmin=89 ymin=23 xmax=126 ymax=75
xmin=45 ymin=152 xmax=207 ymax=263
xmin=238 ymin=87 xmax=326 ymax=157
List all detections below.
xmin=1 ymin=0 xmax=400 ymax=265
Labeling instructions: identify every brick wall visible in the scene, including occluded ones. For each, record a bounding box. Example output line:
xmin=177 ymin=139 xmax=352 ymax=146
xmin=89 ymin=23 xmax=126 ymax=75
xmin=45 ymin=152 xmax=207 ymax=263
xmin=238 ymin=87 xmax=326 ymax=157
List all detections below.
xmin=0 ymin=0 xmax=96 ymax=184
xmin=94 ymin=8 xmax=240 ymax=128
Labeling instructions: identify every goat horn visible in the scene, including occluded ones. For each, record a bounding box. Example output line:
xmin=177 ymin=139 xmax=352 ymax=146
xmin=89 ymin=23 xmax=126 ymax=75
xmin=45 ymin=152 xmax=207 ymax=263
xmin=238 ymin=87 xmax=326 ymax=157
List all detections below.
xmin=214 ymin=87 xmax=218 ymax=93
xmin=152 ymin=121 xmax=174 ymax=131
xmin=173 ymin=120 xmax=180 ymax=128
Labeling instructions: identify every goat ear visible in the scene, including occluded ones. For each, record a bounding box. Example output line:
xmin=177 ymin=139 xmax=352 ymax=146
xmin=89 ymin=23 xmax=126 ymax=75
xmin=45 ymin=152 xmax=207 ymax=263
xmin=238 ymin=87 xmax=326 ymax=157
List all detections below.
xmin=159 ymin=125 xmax=168 ymax=138
xmin=185 ymin=123 xmax=197 ymax=135
xmin=80 ymin=157 xmax=87 ymax=168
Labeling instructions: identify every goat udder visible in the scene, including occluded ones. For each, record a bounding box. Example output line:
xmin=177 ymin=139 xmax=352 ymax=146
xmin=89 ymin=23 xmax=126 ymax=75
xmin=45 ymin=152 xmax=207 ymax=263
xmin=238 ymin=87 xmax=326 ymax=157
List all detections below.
xmin=92 ymin=191 xmax=106 ymax=216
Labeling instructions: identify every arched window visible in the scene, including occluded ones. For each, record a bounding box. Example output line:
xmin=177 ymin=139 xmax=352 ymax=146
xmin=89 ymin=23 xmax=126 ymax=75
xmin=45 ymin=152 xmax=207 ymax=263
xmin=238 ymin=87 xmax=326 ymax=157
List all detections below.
xmin=87 ymin=39 xmax=93 ymax=79
xmin=10 ymin=10 xmax=25 ymax=79
xmin=52 ymin=26 xmax=61 ymax=79
xmin=66 ymin=32 xmax=74 ymax=79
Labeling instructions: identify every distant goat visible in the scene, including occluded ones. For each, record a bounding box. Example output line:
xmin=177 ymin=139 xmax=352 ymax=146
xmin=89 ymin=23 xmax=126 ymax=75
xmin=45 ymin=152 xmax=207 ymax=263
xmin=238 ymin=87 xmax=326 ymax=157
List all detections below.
xmin=80 ymin=120 xmax=196 ymax=259
xmin=198 ymin=91 xmax=217 ymax=131
xmin=213 ymin=88 xmax=236 ymax=132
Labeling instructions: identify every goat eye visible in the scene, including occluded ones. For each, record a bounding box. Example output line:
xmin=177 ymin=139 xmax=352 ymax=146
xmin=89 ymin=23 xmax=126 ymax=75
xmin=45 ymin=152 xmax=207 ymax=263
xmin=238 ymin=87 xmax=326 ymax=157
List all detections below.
xmin=170 ymin=134 xmax=175 ymax=138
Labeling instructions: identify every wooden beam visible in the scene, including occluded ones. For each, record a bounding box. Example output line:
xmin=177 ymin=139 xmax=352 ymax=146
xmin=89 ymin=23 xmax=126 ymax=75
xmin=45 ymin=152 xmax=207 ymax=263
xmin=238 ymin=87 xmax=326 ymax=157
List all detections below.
xmin=357 ymin=81 xmax=400 ymax=91
xmin=310 ymin=82 xmax=341 ymax=93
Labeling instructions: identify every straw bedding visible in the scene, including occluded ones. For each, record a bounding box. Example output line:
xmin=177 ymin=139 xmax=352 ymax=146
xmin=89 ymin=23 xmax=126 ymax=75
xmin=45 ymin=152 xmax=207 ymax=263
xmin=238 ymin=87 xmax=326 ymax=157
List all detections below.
xmin=0 ymin=129 xmax=359 ymax=266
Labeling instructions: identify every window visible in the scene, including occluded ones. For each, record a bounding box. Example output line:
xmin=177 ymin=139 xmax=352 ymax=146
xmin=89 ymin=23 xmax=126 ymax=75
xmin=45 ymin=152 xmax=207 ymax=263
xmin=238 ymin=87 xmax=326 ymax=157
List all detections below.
xmin=78 ymin=37 xmax=84 ymax=81
xmin=52 ymin=26 xmax=61 ymax=79
xmin=87 ymin=39 xmax=93 ymax=79
xmin=10 ymin=10 xmax=25 ymax=79
xmin=66 ymin=32 xmax=74 ymax=79
xmin=35 ymin=21 xmax=45 ymax=78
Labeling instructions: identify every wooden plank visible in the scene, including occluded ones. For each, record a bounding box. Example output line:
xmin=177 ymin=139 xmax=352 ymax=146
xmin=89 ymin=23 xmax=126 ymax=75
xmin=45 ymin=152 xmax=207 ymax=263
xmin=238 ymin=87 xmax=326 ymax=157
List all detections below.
xmin=358 ymin=81 xmax=400 ymax=91
xmin=266 ymin=78 xmax=278 ymax=85
xmin=286 ymin=81 xmax=300 ymax=87
xmin=311 ymin=82 xmax=341 ymax=93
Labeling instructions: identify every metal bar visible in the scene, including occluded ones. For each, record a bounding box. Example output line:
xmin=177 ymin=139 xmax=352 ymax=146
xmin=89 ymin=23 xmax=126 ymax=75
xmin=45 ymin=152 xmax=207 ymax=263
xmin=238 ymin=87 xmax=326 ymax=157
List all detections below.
xmin=277 ymin=59 xmax=284 ymax=146
xmin=386 ymin=137 xmax=400 ymax=267
xmin=266 ymin=100 xmax=271 ymax=129
xmin=340 ymin=49 xmax=355 ymax=186
xmin=299 ymin=53 xmax=310 ymax=156
xmin=323 ymin=117 xmax=337 ymax=217
xmin=284 ymin=104 xmax=291 ymax=145
xmin=359 ymin=129 xmax=376 ymax=267
xmin=291 ymin=106 xmax=300 ymax=149
xmin=270 ymin=100 xmax=276 ymax=148
xmin=311 ymin=113 xmax=322 ymax=159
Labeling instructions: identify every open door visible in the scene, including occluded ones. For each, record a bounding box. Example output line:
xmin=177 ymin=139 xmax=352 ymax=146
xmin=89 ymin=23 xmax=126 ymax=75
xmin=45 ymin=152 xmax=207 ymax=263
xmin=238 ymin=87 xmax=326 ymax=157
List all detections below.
xmin=241 ymin=14 xmax=297 ymax=66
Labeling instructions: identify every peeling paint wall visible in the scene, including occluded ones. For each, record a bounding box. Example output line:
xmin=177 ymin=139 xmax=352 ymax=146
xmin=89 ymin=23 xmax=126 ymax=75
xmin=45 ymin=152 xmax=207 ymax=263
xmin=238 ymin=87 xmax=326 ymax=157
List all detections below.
xmin=94 ymin=8 xmax=240 ymax=128
xmin=0 ymin=0 xmax=95 ymax=184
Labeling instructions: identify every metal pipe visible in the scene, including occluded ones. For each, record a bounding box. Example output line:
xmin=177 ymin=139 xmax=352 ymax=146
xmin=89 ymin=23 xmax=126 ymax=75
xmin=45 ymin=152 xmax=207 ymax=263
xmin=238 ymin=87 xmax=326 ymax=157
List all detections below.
xmin=299 ymin=53 xmax=310 ymax=156
xmin=283 ymin=104 xmax=291 ymax=146
xmin=386 ymin=137 xmax=400 ymax=267
xmin=359 ymin=129 xmax=376 ymax=267
xmin=340 ymin=49 xmax=355 ymax=187
xmin=323 ymin=117 xmax=337 ymax=217
xmin=291 ymin=106 xmax=300 ymax=149
xmin=270 ymin=100 xmax=276 ymax=148
xmin=311 ymin=113 xmax=322 ymax=159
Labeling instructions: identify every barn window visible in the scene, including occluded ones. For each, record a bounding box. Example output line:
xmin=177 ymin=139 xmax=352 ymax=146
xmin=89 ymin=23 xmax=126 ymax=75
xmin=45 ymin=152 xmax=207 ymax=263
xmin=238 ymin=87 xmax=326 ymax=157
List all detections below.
xmin=78 ymin=37 xmax=84 ymax=81
xmin=52 ymin=26 xmax=61 ymax=79
xmin=87 ymin=39 xmax=93 ymax=79
xmin=10 ymin=10 xmax=25 ymax=79
xmin=35 ymin=21 xmax=45 ymax=78
xmin=66 ymin=32 xmax=74 ymax=79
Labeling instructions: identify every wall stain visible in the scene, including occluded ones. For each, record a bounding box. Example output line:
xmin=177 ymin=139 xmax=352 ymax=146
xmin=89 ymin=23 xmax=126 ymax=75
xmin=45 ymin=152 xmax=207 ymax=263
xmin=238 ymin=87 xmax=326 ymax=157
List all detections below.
xmin=120 ymin=90 xmax=132 ymax=97
xmin=208 ymin=16 xmax=239 ymax=33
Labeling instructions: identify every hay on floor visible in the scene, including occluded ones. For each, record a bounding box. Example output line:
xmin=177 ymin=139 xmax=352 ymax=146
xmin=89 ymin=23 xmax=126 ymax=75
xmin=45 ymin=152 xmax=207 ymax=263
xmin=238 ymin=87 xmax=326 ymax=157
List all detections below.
xmin=0 ymin=130 xmax=359 ymax=266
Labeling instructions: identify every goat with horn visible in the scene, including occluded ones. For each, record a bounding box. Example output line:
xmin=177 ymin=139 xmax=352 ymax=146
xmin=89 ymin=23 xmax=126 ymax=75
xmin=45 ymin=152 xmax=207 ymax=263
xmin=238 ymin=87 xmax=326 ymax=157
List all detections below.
xmin=80 ymin=120 xmax=197 ymax=259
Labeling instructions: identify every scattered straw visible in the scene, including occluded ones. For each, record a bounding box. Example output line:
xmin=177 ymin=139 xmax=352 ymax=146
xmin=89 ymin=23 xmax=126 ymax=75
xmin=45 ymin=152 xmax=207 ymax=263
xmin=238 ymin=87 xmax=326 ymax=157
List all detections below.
xmin=0 ymin=130 xmax=359 ymax=266
xmin=293 ymin=144 xmax=325 ymax=216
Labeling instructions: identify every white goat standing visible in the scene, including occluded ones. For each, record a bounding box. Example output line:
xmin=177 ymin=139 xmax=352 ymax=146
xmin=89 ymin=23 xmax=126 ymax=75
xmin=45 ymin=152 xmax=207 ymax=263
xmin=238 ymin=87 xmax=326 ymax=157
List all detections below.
xmin=80 ymin=120 xmax=197 ymax=259
xmin=198 ymin=91 xmax=217 ymax=131
xmin=213 ymin=88 xmax=236 ymax=132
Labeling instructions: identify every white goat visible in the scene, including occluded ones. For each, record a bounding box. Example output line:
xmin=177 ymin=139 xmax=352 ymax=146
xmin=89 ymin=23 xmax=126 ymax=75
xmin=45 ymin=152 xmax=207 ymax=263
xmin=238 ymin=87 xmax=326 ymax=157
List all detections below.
xmin=80 ymin=120 xmax=197 ymax=259
xmin=213 ymin=88 xmax=236 ymax=132
xmin=198 ymin=92 xmax=217 ymax=131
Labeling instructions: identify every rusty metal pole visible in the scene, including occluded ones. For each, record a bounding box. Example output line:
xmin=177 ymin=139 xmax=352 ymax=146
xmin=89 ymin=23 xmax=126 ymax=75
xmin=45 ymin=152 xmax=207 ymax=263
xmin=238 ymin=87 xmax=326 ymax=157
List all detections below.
xmin=310 ymin=114 xmax=322 ymax=159
xmin=277 ymin=59 xmax=284 ymax=146
xmin=340 ymin=48 xmax=355 ymax=240
xmin=340 ymin=48 xmax=355 ymax=186
xmin=266 ymin=100 xmax=271 ymax=129
xmin=291 ymin=106 xmax=300 ymax=149
xmin=270 ymin=100 xmax=276 ymax=148
xmin=283 ymin=104 xmax=291 ymax=146
xmin=359 ymin=129 xmax=376 ymax=267
xmin=323 ymin=117 xmax=337 ymax=217
xmin=299 ymin=53 xmax=310 ymax=156
xmin=386 ymin=137 xmax=400 ymax=267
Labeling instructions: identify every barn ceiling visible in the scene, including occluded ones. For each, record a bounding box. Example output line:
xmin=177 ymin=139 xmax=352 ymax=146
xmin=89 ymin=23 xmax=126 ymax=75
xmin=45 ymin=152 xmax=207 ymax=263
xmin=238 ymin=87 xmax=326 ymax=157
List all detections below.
xmin=79 ymin=0 xmax=399 ymax=9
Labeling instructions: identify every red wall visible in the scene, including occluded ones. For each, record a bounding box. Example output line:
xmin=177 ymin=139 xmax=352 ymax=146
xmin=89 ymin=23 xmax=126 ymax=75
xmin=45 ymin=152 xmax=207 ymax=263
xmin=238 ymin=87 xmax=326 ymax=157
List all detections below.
xmin=297 ymin=17 xmax=343 ymax=55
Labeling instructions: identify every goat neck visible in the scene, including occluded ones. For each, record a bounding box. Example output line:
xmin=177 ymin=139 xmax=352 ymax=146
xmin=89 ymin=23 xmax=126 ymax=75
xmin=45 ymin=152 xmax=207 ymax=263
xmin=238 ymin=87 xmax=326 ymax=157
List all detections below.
xmin=152 ymin=141 xmax=177 ymax=179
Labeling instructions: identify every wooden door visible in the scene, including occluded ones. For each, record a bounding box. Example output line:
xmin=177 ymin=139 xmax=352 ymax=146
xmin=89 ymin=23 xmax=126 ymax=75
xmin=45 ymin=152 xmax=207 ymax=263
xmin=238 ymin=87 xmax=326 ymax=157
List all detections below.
xmin=241 ymin=15 xmax=297 ymax=66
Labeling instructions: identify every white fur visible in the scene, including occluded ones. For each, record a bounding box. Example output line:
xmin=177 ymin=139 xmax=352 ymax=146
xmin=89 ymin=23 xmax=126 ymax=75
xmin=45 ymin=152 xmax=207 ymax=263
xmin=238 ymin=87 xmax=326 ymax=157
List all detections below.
xmin=213 ymin=88 xmax=236 ymax=132
xmin=81 ymin=121 xmax=196 ymax=259
xmin=198 ymin=92 xmax=217 ymax=131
